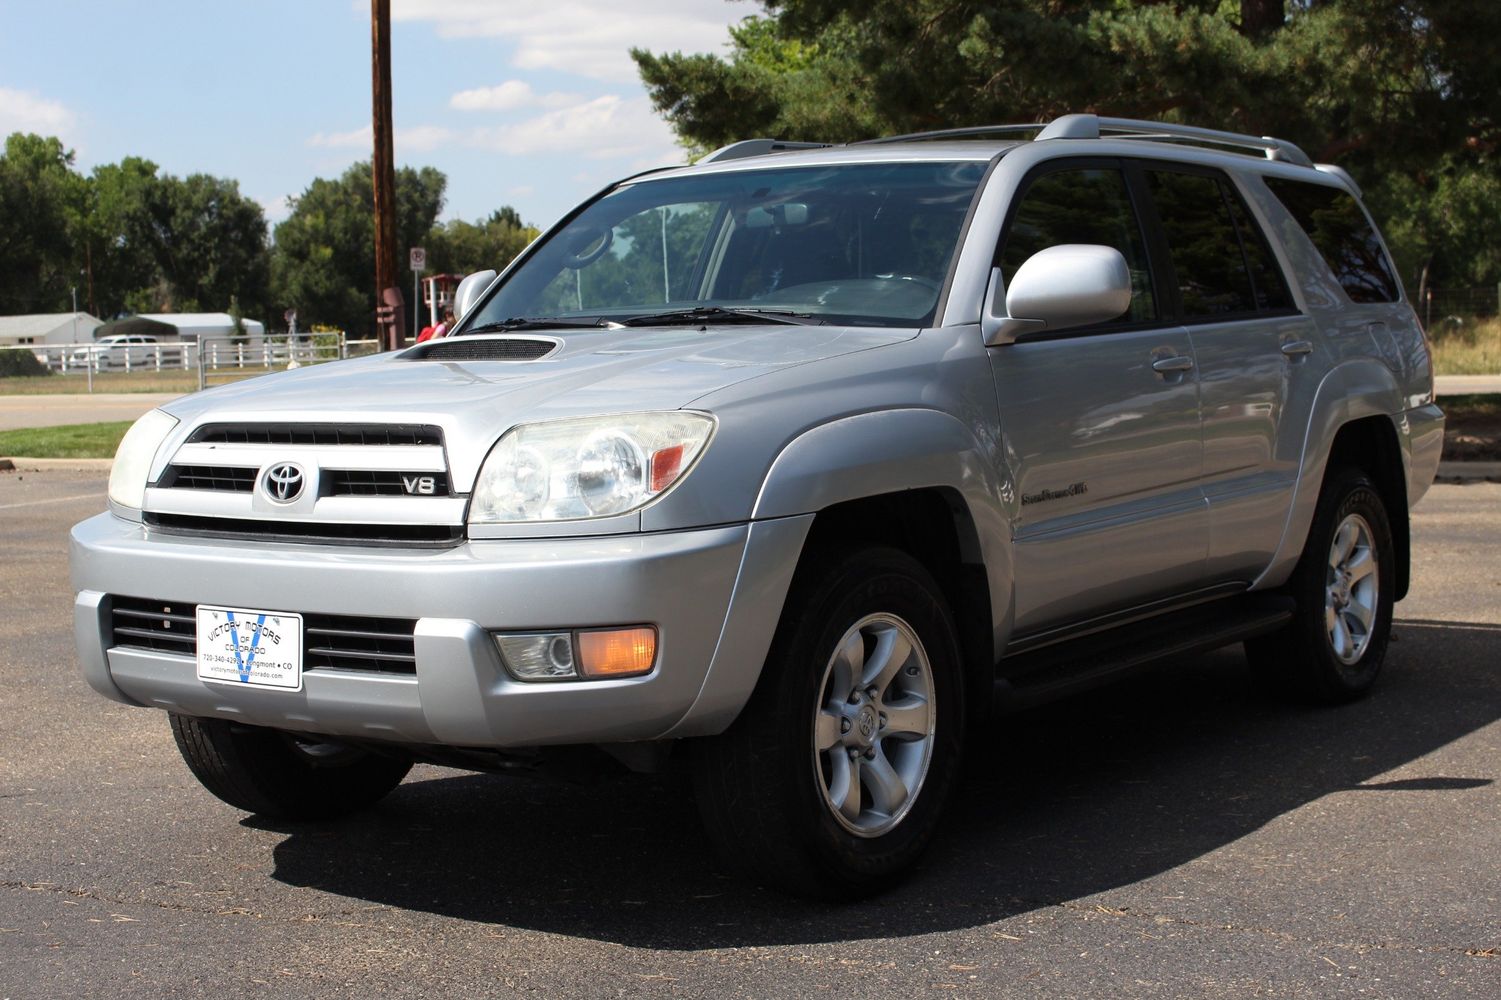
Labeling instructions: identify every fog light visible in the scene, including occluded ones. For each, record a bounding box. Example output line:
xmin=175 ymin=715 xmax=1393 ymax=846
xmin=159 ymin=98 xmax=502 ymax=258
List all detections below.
xmin=577 ymin=627 xmax=656 ymax=678
xmin=495 ymin=632 xmax=576 ymax=680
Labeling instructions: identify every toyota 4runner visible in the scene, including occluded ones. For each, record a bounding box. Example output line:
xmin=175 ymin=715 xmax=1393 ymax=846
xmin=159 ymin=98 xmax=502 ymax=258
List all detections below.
xmin=72 ymin=115 xmax=1444 ymax=898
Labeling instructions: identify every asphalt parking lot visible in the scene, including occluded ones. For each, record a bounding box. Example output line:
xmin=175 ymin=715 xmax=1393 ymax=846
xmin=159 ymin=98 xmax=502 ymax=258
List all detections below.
xmin=1 ymin=472 xmax=1498 ymax=998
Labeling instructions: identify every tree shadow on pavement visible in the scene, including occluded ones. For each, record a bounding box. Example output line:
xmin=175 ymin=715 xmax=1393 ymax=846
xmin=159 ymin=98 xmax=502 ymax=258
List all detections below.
xmin=263 ymin=618 xmax=1501 ymax=949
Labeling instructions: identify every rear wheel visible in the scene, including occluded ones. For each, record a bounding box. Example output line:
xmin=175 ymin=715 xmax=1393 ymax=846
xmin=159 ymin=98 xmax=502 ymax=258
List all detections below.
xmin=1246 ymin=467 xmax=1396 ymax=703
xmin=694 ymin=545 xmax=965 ymax=899
xmin=169 ymin=714 xmax=411 ymax=820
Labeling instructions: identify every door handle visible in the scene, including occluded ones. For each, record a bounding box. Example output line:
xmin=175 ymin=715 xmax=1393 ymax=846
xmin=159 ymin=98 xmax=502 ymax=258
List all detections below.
xmin=1280 ymin=340 xmax=1314 ymax=357
xmin=1151 ymin=355 xmax=1194 ymax=373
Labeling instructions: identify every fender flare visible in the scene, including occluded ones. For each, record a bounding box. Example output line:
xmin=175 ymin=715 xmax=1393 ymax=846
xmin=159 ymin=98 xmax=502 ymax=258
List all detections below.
xmin=753 ymin=406 xmax=1013 ymax=650
xmin=662 ymin=409 xmax=1015 ymax=740
xmin=1254 ymin=358 xmax=1407 ymax=590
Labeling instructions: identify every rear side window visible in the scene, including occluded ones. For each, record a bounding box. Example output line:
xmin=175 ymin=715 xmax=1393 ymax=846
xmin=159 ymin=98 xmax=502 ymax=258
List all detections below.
xmin=1000 ymin=167 xmax=1156 ymax=323
xmin=1264 ymin=178 xmax=1399 ymax=303
xmin=1146 ymin=169 xmax=1291 ymax=319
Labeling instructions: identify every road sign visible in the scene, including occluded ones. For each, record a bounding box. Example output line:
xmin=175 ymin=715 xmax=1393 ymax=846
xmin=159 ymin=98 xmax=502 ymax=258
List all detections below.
xmin=409 ymin=246 xmax=427 ymax=272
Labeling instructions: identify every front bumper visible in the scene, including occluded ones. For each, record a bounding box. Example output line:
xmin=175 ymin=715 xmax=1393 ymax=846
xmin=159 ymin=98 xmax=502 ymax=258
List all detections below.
xmin=71 ymin=512 xmax=810 ymax=748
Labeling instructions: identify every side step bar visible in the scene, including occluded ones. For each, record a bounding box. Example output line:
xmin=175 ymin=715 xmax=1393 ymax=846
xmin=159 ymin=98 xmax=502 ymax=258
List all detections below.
xmin=993 ymin=593 xmax=1296 ymax=713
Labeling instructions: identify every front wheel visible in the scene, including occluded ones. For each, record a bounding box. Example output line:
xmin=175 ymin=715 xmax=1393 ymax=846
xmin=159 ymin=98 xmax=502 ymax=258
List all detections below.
xmin=694 ymin=545 xmax=965 ymax=899
xmin=170 ymin=714 xmax=411 ymax=820
xmin=1246 ymin=466 xmax=1396 ymax=704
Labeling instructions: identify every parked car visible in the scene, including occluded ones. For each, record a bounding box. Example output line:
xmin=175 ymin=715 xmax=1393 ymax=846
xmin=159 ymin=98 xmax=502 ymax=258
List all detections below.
xmin=72 ymin=114 xmax=1443 ymax=898
xmin=71 ymin=334 xmax=181 ymax=370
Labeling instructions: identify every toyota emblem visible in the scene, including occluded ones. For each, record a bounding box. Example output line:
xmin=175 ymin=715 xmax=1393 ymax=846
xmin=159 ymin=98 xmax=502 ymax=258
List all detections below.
xmin=261 ymin=462 xmax=306 ymax=503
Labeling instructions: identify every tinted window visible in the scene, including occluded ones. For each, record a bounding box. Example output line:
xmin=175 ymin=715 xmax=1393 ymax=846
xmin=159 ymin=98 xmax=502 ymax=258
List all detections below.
xmin=1000 ymin=168 xmax=1155 ymax=323
xmin=1224 ymin=190 xmax=1293 ymax=311
xmin=1148 ymin=170 xmax=1266 ymax=318
xmin=1264 ymin=178 xmax=1399 ymax=303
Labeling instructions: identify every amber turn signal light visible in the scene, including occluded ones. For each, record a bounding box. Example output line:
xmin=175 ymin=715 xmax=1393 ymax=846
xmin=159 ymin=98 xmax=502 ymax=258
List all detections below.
xmin=577 ymin=626 xmax=657 ymax=678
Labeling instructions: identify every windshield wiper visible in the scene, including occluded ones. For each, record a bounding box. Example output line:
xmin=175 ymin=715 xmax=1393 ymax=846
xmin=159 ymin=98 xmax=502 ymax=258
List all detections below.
xmin=620 ymin=306 xmax=824 ymax=327
xmin=461 ymin=317 xmax=620 ymax=334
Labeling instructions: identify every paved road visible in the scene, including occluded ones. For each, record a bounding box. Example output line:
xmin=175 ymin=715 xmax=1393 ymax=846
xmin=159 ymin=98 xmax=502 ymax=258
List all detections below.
xmin=0 ymin=393 xmax=185 ymax=432
xmin=2 ymin=473 xmax=1498 ymax=998
xmin=1435 ymin=375 xmax=1501 ymax=396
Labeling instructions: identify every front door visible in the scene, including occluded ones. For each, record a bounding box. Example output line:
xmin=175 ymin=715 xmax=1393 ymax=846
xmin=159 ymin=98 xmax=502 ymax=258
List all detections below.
xmin=988 ymin=161 xmax=1207 ymax=635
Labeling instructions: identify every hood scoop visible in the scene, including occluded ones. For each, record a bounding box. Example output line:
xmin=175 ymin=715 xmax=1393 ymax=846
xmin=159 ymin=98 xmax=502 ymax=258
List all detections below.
xmin=408 ymin=336 xmax=559 ymax=362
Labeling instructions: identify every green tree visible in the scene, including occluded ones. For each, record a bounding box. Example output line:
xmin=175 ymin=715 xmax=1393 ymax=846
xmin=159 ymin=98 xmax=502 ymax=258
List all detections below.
xmin=426 ymin=208 xmax=539 ymax=277
xmin=634 ymin=1 xmax=1501 ymax=291
xmin=271 ymin=162 xmax=447 ymax=336
xmin=0 ymin=133 xmax=85 ymax=314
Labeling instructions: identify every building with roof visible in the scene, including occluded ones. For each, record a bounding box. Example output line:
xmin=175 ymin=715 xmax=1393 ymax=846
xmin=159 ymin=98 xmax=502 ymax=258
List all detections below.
xmin=99 ymin=312 xmax=265 ymax=345
xmin=0 ymin=312 xmax=104 ymax=347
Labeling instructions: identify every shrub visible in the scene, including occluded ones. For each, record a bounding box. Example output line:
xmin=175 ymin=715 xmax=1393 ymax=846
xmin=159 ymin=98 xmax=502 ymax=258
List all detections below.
xmin=0 ymin=349 xmax=53 ymax=377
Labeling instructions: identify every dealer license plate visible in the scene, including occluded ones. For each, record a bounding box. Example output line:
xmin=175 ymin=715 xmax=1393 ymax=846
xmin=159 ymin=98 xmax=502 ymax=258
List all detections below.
xmin=195 ymin=605 xmax=304 ymax=691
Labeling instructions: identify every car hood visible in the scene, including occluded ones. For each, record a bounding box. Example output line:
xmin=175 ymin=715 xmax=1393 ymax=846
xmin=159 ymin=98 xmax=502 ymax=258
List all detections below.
xmin=157 ymin=324 xmax=914 ymax=490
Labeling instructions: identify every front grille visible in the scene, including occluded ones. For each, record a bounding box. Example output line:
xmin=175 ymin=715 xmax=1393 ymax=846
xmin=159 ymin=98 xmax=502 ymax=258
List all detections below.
xmin=157 ymin=464 xmax=257 ymax=492
xmin=323 ymin=469 xmax=452 ymax=497
xmin=305 ymin=615 xmax=417 ymax=674
xmin=417 ymin=338 xmax=557 ymax=362
xmin=188 ymin=423 xmax=444 ymax=447
xmin=109 ymin=597 xmax=417 ymax=675
xmin=144 ymin=512 xmax=463 ymax=547
xmin=110 ymin=596 xmax=196 ymax=654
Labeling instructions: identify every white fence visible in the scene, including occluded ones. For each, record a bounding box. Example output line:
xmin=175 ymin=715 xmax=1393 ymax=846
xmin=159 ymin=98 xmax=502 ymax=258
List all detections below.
xmin=2 ymin=334 xmax=380 ymax=387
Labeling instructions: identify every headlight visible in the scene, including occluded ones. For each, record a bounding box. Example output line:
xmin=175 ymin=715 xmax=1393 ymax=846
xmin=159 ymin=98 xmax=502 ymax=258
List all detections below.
xmin=471 ymin=411 xmax=715 ymax=523
xmin=108 ymin=409 xmax=179 ymax=510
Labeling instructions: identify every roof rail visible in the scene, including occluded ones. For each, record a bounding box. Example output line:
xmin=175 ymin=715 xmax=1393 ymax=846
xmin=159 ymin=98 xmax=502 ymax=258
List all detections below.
xmin=1036 ymin=113 xmax=1314 ymax=168
xmin=701 ymin=139 xmax=832 ymax=164
xmin=856 ymin=124 xmax=1044 ymax=145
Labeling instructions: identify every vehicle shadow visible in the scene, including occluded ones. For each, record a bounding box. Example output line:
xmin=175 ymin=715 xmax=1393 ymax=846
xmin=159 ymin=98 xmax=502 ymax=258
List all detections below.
xmin=263 ymin=618 xmax=1501 ymax=949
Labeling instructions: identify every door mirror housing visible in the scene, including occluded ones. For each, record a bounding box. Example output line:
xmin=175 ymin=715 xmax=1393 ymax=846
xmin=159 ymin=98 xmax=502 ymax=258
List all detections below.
xmin=453 ymin=269 xmax=498 ymax=321
xmin=982 ymin=244 xmax=1133 ymax=346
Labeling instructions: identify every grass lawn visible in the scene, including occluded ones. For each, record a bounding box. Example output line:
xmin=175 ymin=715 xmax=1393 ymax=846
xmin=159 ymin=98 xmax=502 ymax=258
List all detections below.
xmin=1428 ymin=318 xmax=1501 ymax=376
xmin=0 ymin=372 xmax=201 ymax=395
xmin=0 ymin=421 xmax=133 ymax=458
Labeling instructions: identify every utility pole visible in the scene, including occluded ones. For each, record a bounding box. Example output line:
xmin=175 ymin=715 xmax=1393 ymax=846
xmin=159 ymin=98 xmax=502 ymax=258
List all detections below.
xmin=371 ymin=0 xmax=401 ymax=350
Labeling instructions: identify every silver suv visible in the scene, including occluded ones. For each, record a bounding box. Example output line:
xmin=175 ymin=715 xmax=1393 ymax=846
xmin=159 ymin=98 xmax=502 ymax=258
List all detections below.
xmin=72 ymin=115 xmax=1444 ymax=898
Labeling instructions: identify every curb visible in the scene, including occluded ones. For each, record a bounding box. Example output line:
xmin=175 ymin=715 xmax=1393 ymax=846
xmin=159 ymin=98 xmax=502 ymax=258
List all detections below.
xmin=0 ymin=456 xmax=114 ymax=472
xmin=1436 ymin=461 xmax=1501 ymax=484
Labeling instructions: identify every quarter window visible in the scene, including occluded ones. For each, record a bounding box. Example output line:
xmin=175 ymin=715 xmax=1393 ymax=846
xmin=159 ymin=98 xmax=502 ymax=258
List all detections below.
xmin=1000 ymin=168 xmax=1156 ymax=324
xmin=1264 ymin=177 xmax=1399 ymax=303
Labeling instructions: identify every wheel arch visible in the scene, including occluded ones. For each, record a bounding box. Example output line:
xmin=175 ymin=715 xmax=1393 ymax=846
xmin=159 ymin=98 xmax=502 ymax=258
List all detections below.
xmin=1255 ymin=359 xmax=1411 ymax=598
xmin=661 ymin=409 xmax=1012 ymax=741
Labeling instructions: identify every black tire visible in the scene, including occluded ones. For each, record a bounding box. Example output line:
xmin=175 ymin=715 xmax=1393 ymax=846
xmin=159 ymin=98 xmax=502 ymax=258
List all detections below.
xmin=1246 ymin=466 xmax=1396 ymax=704
xmin=169 ymin=714 xmax=411 ymax=820
xmin=694 ymin=545 xmax=966 ymax=899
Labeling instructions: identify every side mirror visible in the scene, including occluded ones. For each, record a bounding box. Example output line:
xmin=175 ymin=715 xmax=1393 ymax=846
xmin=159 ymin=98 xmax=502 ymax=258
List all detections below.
xmin=453 ymin=269 xmax=498 ymax=321
xmin=982 ymin=244 xmax=1132 ymax=346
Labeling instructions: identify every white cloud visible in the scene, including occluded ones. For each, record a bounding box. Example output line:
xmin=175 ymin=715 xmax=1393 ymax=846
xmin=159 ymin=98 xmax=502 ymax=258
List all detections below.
xmin=0 ymin=88 xmax=78 ymax=140
xmin=392 ymin=0 xmax=741 ymax=82
xmin=464 ymin=94 xmax=686 ymax=162
xmin=258 ymin=194 xmax=294 ymax=224
xmin=450 ymin=80 xmax=579 ymax=112
xmin=307 ymin=124 xmax=454 ymax=153
xmin=307 ymin=126 xmax=371 ymax=149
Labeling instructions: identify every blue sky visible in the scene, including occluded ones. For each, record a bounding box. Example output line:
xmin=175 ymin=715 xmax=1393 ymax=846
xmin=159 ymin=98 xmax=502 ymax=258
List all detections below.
xmin=0 ymin=0 xmax=748 ymax=232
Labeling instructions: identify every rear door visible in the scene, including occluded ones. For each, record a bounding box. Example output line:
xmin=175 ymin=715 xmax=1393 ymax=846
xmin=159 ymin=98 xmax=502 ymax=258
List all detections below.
xmin=988 ymin=160 xmax=1206 ymax=635
xmin=1135 ymin=163 xmax=1321 ymax=583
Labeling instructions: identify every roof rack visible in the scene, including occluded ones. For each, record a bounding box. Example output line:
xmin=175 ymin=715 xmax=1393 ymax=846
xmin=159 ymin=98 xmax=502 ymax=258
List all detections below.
xmin=708 ymin=114 xmax=1316 ymax=170
xmin=1035 ymin=114 xmax=1313 ymax=167
xmin=856 ymin=124 xmax=1043 ymax=145
xmin=701 ymin=139 xmax=832 ymax=163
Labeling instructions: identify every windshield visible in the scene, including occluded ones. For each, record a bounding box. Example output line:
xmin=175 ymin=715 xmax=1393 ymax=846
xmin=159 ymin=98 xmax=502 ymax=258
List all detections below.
xmin=464 ymin=161 xmax=988 ymax=331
